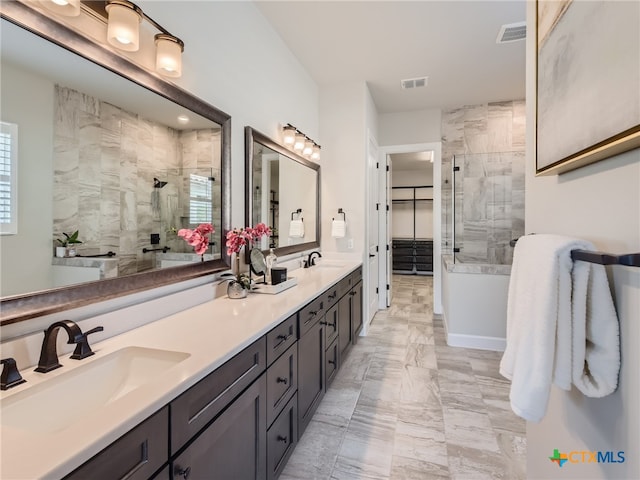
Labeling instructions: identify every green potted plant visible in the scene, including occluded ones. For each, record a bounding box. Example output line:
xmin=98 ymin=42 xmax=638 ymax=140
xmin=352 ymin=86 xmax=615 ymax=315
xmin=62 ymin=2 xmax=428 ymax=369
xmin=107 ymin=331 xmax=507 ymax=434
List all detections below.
xmin=56 ymin=230 xmax=82 ymax=257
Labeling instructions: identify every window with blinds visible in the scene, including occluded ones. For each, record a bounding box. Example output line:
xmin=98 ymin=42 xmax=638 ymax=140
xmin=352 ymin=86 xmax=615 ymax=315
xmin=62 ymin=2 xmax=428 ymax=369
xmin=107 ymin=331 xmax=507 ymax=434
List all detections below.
xmin=189 ymin=174 xmax=212 ymax=224
xmin=0 ymin=122 xmax=18 ymax=235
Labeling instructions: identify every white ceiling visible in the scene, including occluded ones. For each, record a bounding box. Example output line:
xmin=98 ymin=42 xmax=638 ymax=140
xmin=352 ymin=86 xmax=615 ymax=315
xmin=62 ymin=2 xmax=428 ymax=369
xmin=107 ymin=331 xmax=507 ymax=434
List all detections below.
xmin=255 ymin=0 xmax=527 ymax=113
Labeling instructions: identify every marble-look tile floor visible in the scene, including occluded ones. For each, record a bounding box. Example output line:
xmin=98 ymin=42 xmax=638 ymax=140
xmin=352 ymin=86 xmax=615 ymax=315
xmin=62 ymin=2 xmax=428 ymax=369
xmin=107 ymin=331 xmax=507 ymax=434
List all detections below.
xmin=281 ymin=274 xmax=526 ymax=480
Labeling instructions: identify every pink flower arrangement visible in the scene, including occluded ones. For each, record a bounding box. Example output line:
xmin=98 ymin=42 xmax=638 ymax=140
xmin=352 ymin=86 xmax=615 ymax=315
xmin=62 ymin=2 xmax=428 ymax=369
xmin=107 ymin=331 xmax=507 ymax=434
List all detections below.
xmin=225 ymin=222 xmax=272 ymax=256
xmin=178 ymin=223 xmax=214 ymax=256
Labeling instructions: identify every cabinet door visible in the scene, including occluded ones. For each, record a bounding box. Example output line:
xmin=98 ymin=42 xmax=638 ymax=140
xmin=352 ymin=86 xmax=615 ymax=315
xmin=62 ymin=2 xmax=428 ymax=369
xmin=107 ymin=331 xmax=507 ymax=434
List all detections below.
xmin=267 ymin=393 xmax=298 ymax=480
xmin=351 ymin=281 xmax=363 ymax=342
xmin=297 ymin=319 xmax=324 ymax=438
xmin=172 ymin=376 xmax=267 ymax=480
xmin=322 ymin=303 xmax=339 ymax=347
xmin=325 ymin=337 xmax=340 ymax=388
xmin=337 ymin=294 xmax=351 ymax=358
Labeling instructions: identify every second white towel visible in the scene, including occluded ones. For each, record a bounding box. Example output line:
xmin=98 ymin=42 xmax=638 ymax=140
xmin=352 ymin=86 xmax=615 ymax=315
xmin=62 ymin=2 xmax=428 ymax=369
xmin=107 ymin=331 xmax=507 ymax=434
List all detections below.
xmin=331 ymin=220 xmax=346 ymax=238
xmin=499 ymin=234 xmax=620 ymax=422
xmin=289 ymin=219 xmax=305 ymax=238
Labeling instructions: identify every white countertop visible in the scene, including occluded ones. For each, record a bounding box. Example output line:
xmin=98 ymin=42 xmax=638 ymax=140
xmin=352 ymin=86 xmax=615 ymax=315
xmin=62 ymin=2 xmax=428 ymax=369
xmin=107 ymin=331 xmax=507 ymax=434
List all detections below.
xmin=0 ymin=261 xmax=361 ymax=480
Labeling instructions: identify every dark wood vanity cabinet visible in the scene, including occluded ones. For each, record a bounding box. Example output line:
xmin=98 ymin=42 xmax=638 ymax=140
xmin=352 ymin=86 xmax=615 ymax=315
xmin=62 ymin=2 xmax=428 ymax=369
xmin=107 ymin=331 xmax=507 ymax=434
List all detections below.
xmin=172 ymin=376 xmax=267 ymax=480
xmin=62 ymin=266 xmax=363 ymax=480
xmin=297 ymin=314 xmax=325 ymax=438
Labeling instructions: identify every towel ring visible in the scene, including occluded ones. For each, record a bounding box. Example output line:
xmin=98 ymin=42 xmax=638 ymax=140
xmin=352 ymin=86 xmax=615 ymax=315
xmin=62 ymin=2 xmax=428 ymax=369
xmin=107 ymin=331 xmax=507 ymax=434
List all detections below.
xmin=291 ymin=209 xmax=302 ymax=220
xmin=333 ymin=208 xmax=346 ymax=222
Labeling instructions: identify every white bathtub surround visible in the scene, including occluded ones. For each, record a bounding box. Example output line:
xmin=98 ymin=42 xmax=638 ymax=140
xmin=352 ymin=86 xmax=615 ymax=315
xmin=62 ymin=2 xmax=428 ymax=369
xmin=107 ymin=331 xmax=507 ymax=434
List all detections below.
xmin=499 ymin=234 xmax=620 ymax=422
xmin=441 ymin=255 xmax=510 ymax=351
xmin=0 ymin=261 xmax=361 ymax=479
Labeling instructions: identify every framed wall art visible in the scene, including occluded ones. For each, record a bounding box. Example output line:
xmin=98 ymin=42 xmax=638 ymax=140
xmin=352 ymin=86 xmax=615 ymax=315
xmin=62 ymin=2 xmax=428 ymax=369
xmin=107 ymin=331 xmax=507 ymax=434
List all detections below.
xmin=536 ymin=0 xmax=640 ymax=175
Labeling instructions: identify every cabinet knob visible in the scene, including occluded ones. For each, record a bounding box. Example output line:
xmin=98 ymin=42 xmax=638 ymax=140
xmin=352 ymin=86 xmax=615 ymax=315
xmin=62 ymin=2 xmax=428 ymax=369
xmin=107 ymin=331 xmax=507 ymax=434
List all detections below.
xmin=328 ymin=359 xmax=336 ymax=366
xmin=277 ymin=435 xmax=288 ymax=443
xmin=175 ymin=465 xmax=191 ymax=479
xmin=276 ymin=376 xmax=288 ymax=385
xmin=328 ymin=293 xmax=336 ymax=299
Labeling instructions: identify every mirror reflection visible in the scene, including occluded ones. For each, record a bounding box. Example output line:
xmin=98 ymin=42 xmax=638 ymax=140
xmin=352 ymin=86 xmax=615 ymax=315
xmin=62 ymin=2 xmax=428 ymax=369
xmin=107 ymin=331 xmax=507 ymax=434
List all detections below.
xmin=1 ymin=17 xmax=224 ymax=299
xmin=246 ymin=127 xmax=319 ymax=256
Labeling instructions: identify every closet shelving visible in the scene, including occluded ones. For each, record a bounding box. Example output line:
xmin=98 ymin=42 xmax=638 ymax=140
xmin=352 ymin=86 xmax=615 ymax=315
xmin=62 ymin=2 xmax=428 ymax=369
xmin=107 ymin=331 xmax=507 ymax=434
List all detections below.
xmin=391 ymin=185 xmax=433 ymax=275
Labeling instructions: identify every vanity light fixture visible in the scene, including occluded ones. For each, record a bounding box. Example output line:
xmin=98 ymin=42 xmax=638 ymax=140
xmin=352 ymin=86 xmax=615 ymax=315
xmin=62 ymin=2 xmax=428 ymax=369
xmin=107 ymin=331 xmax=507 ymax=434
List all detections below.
xmin=302 ymin=139 xmax=314 ymax=157
xmin=293 ymin=133 xmax=306 ymax=152
xmin=282 ymin=125 xmax=296 ymax=146
xmin=101 ymin=0 xmax=185 ymax=77
xmin=281 ymin=123 xmax=321 ymax=161
xmin=311 ymin=144 xmax=321 ymax=161
xmin=39 ymin=0 xmax=81 ymax=16
xmin=105 ymin=0 xmax=142 ymax=51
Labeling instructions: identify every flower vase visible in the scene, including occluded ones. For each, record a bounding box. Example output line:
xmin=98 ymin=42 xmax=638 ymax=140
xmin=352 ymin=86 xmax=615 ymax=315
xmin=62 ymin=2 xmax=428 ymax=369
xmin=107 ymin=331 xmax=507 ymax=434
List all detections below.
xmin=227 ymin=254 xmax=248 ymax=299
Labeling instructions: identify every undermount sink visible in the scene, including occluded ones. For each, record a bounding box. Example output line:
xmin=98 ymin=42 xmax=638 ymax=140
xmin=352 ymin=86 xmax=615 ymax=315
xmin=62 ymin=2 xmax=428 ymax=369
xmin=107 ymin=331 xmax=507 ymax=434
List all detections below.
xmin=1 ymin=346 xmax=190 ymax=434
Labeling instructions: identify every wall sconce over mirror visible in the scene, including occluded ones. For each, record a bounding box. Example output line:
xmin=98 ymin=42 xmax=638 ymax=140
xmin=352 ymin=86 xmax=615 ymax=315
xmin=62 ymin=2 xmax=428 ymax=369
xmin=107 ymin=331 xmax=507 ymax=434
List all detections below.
xmin=281 ymin=123 xmax=321 ymax=162
xmin=38 ymin=0 xmax=185 ymax=77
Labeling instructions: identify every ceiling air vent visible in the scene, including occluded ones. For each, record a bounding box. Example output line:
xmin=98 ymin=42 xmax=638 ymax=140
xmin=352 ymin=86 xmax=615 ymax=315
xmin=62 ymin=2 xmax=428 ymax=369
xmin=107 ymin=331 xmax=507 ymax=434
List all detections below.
xmin=401 ymin=76 xmax=428 ymax=90
xmin=496 ymin=21 xmax=526 ymax=44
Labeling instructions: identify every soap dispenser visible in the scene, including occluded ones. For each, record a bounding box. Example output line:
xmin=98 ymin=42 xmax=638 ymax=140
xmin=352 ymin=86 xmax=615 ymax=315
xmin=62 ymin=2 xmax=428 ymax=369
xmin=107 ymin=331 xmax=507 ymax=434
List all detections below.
xmin=266 ymin=248 xmax=278 ymax=282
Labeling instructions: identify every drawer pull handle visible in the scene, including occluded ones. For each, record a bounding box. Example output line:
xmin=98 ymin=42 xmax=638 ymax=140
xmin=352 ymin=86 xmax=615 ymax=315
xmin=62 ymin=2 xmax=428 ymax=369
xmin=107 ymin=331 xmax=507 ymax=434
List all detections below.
xmin=319 ymin=321 xmax=328 ymax=326
xmin=349 ymin=291 xmax=357 ymax=296
xmin=276 ymin=333 xmax=292 ymax=341
xmin=175 ymin=466 xmax=192 ymax=480
xmin=309 ymin=310 xmax=317 ymax=317
xmin=276 ymin=376 xmax=288 ymax=385
xmin=277 ymin=435 xmax=288 ymax=443
xmin=328 ymin=293 xmax=336 ymax=299
xmin=328 ymin=359 xmax=336 ymax=366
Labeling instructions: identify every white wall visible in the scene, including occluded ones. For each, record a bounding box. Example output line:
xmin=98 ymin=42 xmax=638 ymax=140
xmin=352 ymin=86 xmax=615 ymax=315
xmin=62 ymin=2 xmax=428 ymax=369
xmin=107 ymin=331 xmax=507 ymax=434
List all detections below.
xmin=0 ymin=62 xmax=54 ymax=296
xmin=378 ymin=108 xmax=441 ymax=146
xmin=524 ymin=2 xmax=639 ymax=479
xmin=319 ymin=82 xmax=369 ymax=256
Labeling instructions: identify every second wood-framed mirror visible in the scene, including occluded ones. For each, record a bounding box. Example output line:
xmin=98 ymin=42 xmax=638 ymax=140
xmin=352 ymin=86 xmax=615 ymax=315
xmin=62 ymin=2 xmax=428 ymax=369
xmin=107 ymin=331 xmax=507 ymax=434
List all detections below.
xmin=245 ymin=127 xmax=320 ymax=257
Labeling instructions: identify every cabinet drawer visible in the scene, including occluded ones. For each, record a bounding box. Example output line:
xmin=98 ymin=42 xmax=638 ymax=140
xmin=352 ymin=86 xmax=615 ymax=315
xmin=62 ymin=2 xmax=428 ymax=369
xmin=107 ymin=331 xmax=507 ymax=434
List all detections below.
xmin=350 ymin=267 xmax=363 ymax=285
xmin=298 ymin=296 xmax=325 ymax=337
xmin=64 ymin=407 xmax=168 ymax=480
xmin=266 ymin=313 xmax=297 ymax=366
xmin=323 ymin=304 xmax=339 ymax=346
xmin=325 ymin=338 xmax=339 ymax=388
xmin=324 ymin=283 xmax=340 ymax=308
xmin=267 ymin=393 xmax=298 ymax=480
xmin=170 ymin=337 xmax=266 ymax=454
xmin=337 ymin=276 xmax=351 ymax=299
xmin=266 ymin=343 xmax=298 ymax=427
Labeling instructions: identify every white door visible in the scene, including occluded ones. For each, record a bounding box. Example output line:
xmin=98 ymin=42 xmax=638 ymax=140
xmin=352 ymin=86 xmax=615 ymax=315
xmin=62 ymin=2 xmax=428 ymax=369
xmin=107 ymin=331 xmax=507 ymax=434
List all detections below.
xmin=367 ymin=133 xmax=379 ymax=324
xmin=386 ymin=155 xmax=393 ymax=307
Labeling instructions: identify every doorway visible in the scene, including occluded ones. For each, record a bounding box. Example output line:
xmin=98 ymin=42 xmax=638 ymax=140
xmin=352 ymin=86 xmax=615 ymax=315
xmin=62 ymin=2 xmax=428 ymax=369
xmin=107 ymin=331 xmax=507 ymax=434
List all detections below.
xmin=378 ymin=142 xmax=442 ymax=314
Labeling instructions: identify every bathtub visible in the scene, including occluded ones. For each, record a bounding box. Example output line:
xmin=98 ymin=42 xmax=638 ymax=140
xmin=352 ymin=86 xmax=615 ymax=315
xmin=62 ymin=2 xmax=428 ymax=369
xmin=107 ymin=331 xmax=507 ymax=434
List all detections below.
xmin=441 ymin=255 xmax=511 ymax=351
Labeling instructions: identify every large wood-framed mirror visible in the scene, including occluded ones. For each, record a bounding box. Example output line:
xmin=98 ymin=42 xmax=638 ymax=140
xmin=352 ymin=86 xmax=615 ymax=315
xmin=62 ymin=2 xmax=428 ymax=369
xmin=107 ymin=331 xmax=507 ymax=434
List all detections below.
xmin=0 ymin=2 xmax=231 ymax=325
xmin=245 ymin=127 xmax=320 ymax=257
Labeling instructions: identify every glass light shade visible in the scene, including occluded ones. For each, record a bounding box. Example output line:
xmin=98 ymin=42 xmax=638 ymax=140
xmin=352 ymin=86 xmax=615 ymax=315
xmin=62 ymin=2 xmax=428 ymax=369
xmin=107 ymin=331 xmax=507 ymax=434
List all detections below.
xmin=106 ymin=1 xmax=142 ymax=52
xmin=282 ymin=126 xmax=296 ymax=145
xmin=39 ymin=0 xmax=81 ymax=16
xmin=155 ymin=34 xmax=184 ymax=78
xmin=311 ymin=145 xmax=321 ymax=160
xmin=303 ymin=140 xmax=314 ymax=156
xmin=293 ymin=133 xmax=305 ymax=151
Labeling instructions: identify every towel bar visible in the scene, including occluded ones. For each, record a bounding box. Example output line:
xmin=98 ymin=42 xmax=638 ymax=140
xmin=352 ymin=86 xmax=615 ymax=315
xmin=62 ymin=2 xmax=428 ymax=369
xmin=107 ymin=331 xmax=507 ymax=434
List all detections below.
xmin=571 ymin=250 xmax=640 ymax=267
xmin=510 ymin=237 xmax=640 ymax=267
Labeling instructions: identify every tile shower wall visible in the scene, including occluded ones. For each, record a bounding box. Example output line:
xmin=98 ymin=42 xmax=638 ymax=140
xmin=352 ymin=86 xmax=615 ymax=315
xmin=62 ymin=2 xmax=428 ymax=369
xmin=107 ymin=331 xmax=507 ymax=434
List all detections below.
xmin=53 ymin=86 xmax=220 ymax=275
xmin=441 ymin=101 xmax=525 ymax=265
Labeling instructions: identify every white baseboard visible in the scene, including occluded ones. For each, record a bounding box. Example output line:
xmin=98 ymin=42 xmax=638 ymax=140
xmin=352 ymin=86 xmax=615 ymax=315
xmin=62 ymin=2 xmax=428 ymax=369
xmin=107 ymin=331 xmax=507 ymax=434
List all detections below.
xmin=446 ymin=333 xmax=506 ymax=352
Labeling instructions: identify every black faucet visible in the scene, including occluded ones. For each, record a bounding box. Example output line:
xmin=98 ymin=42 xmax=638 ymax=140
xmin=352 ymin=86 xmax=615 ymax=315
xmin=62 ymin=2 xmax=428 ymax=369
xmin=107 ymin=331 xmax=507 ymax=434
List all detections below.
xmin=34 ymin=320 xmax=86 ymax=373
xmin=304 ymin=251 xmax=322 ymax=268
xmin=1 ymin=358 xmax=26 ymax=390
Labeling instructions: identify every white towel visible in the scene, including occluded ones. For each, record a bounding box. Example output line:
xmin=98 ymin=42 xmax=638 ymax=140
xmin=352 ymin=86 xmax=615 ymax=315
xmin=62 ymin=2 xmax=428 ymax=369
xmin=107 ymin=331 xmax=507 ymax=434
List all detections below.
xmin=331 ymin=219 xmax=346 ymax=238
xmin=499 ymin=234 xmax=620 ymax=422
xmin=289 ymin=219 xmax=305 ymax=238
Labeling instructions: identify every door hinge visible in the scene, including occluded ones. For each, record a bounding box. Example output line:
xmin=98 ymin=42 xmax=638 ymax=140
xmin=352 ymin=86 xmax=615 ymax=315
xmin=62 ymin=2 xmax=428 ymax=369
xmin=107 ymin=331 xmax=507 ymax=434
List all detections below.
xmin=376 ymin=287 xmax=379 ymax=294
xmin=376 ymin=245 xmax=379 ymax=252
xmin=453 ymin=166 xmax=460 ymax=172
xmin=386 ymin=165 xmax=390 ymax=171
xmin=386 ymin=244 xmax=390 ymax=251
xmin=386 ymin=284 xmax=390 ymax=290
xmin=376 ymin=203 xmax=379 ymax=210
xmin=376 ymin=162 xmax=379 ymax=168
xmin=386 ymin=204 xmax=389 ymax=211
